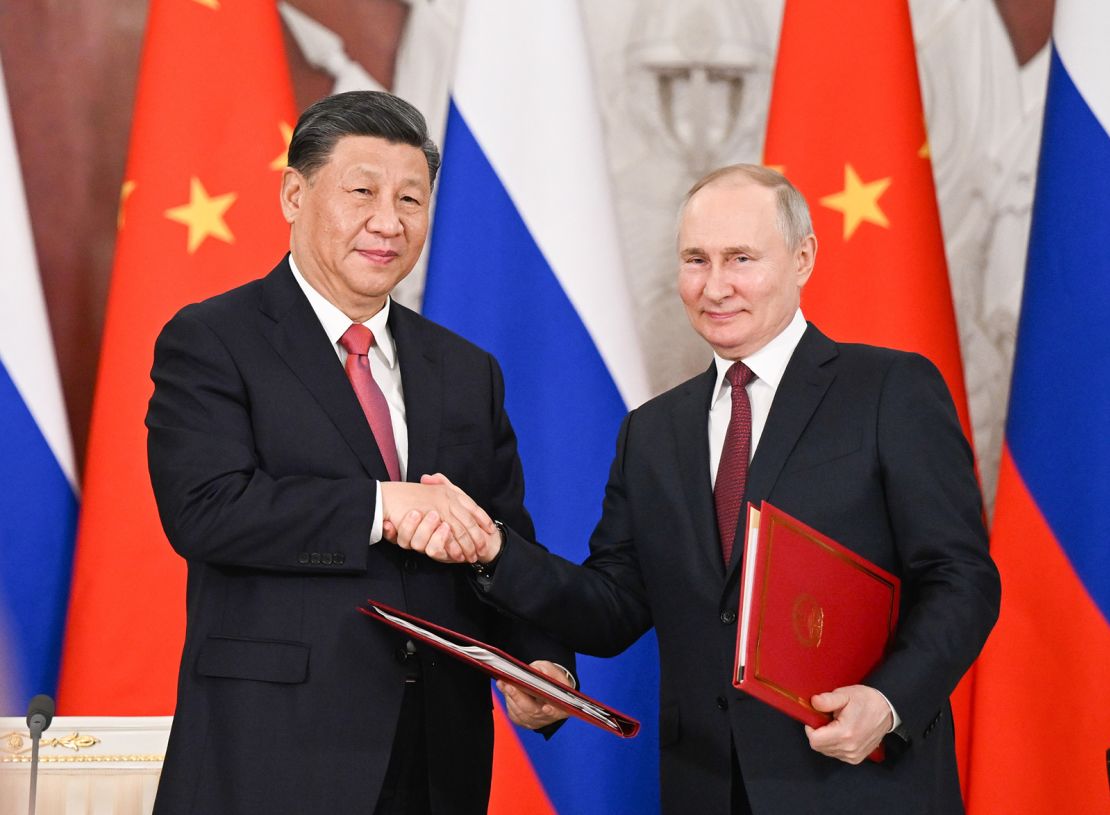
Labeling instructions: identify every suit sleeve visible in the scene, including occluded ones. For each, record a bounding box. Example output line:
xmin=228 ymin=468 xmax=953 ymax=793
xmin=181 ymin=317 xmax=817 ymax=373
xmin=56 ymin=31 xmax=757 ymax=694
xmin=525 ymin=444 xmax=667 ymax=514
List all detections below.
xmin=481 ymin=412 xmax=654 ymax=658
xmin=146 ymin=306 xmax=375 ymax=573
xmin=864 ymin=353 xmax=1000 ymax=735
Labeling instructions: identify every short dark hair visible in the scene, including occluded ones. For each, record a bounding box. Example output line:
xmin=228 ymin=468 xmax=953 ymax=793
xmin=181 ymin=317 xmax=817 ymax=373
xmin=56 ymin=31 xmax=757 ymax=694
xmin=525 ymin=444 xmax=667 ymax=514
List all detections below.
xmin=287 ymin=90 xmax=441 ymax=185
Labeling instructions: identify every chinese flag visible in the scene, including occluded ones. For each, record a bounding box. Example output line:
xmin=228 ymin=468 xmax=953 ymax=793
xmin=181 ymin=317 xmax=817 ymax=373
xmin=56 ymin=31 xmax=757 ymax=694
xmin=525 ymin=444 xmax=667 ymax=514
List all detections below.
xmin=57 ymin=0 xmax=296 ymax=713
xmin=762 ymin=0 xmax=978 ymax=790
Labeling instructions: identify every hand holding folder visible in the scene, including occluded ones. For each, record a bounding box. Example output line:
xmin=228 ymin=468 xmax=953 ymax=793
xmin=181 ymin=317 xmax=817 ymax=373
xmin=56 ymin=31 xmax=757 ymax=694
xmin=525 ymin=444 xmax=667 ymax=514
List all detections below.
xmin=733 ymin=502 xmax=901 ymax=763
xmin=360 ymin=601 xmax=640 ymax=738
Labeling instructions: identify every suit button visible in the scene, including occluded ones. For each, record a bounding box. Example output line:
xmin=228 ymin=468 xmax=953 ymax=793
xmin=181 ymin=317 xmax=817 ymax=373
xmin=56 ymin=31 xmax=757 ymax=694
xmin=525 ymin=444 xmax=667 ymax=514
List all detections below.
xmin=403 ymin=557 xmax=418 ymax=573
xmin=716 ymin=696 xmax=728 ymax=711
xmin=394 ymin=647 xmax=411 ymax=664
xmin=334 ymin=552 xmax=345 ymax=565
xmin=297 ymin=553 xmax=310 ymax=565
xmin=720 ymin=610 xmax=737 ymax=625
xmin=310 ymin=553 xmax=321 ymax=564
xmin=321 ymin=553 xmax=333 ymax=565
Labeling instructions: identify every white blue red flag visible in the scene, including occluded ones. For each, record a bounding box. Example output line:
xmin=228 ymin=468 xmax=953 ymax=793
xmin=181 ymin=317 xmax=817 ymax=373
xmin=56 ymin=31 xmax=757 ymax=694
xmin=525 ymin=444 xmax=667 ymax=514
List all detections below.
xmin=0 ymin=53 xmax=79 ymax=712
xmin=967 ymin=1 xmax=1110 ymax=811
xmin=421 ymin=1 xmax=657 ymax=811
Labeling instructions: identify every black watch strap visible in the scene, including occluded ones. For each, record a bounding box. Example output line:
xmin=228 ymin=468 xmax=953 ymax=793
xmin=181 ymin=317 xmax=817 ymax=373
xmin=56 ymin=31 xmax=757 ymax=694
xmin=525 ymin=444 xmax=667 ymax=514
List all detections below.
xmin=471 ymin=520 xmax=506 ymax=578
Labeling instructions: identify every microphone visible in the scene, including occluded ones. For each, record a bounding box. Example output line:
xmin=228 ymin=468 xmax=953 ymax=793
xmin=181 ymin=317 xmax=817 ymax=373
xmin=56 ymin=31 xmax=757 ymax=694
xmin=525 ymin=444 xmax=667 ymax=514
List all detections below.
xmin=25 ymin=694 xmax=54 ymax=815
xmin=26 ymin=695 xmax=54 ymax=737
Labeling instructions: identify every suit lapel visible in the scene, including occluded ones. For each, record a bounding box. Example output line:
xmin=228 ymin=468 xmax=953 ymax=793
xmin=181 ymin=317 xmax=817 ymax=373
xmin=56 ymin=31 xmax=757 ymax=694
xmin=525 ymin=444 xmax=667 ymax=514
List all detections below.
xmin=258 ymin=259 xmax=392 ymax=480
xmin=671 ymin=364 xmax=726 ymax=579
xmin=722 ymin=325 xmax=838 ymax=587
xmin=389 ymin=303 xmax=441 ymax=482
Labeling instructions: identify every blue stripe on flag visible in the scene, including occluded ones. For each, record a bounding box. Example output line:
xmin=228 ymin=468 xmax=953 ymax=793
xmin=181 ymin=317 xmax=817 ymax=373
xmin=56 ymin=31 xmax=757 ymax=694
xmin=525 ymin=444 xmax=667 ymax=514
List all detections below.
xmin=1006 ymin=47 xmax=1110 ymax=620
xmin=0 ymin=361 xmax=79 ymax=709
xmin=423 ymin=100 xmax=660 ymax=814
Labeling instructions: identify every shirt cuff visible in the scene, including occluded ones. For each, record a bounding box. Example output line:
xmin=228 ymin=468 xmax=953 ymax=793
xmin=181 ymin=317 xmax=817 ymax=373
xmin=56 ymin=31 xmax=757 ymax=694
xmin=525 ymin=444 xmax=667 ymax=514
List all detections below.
xmin=875 ymin=689 xmax=902 ymax=733
xmin=550 ymin=662 xmax=577 ymax=690
xmin=370 ymin=481 xmax=383 ymax=545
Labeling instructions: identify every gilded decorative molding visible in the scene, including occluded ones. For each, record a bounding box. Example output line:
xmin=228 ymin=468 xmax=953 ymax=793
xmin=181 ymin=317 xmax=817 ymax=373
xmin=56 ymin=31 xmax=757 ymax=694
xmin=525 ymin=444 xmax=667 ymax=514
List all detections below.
xmin=2 ymin=730 xmax=101 ymax=758
xmin=1 ymin=753 xmax=165 ymax=764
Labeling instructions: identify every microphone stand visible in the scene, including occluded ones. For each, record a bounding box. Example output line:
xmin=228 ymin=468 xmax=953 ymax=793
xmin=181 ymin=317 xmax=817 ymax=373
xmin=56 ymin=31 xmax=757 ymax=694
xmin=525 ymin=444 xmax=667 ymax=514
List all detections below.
xmin=25 ymin=694 xmax=54 ymax=815
xmin=28 ymin=724 xmax=40 ymax=815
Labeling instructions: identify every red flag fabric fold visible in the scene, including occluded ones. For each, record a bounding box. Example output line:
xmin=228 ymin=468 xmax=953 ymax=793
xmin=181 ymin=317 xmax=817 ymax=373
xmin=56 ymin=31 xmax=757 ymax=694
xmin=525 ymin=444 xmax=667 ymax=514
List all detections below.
xmin=58 ymin=0 xmax=296 ymax=713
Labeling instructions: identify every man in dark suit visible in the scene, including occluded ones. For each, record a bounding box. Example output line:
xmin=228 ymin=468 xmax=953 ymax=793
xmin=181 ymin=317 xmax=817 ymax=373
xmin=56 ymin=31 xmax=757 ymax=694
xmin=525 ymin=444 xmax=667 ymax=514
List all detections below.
xmin=401 ymin=164 xmax=1000 ymax=813
xmin=146 ymin=90 xmax=572 ymax=815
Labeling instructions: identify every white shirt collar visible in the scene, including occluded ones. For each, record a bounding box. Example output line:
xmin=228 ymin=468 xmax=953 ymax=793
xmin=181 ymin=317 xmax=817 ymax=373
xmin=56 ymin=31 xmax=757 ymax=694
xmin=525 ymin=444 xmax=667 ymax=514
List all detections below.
xmin=711 ymin=309 xmax=808 ymax=401
xmin=288 ymin=254 xmax=397 ymax=368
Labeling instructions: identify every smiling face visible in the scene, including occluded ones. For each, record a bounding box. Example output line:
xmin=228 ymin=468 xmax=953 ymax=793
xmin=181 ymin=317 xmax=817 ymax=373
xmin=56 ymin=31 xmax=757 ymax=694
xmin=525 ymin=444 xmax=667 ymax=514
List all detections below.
xmin=677 ymin=178 xmax=816 ymax=360
xmin=281 ymin=134 xmax=431 ymax=322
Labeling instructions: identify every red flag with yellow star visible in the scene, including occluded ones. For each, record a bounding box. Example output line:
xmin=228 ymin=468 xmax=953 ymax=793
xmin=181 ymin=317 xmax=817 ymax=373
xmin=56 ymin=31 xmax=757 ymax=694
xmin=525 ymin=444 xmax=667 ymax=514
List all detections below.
xmin=762 ymin=0 xmax=978 ymax=791
xmin=763 ymin=0 xmax=970 ymax=436
xmin=57 ymin=0 xmax=296 ymax=713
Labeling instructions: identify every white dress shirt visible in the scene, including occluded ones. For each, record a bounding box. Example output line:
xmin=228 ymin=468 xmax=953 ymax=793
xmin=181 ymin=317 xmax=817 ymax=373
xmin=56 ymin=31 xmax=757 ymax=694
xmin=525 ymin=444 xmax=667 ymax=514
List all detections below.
xmin=289 ymin=256 xmax=406 ymax=543
xmin=708 ymin=309 xmax=808 ymax=487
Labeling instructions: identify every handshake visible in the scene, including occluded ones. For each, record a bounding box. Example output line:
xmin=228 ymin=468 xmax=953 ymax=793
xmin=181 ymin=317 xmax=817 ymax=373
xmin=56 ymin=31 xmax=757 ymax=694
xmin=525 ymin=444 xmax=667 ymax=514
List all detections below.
xmin=381 ymin=473 xmax=573 ymax=730
xmin=380 ymin=473 xmax=503 ymax=565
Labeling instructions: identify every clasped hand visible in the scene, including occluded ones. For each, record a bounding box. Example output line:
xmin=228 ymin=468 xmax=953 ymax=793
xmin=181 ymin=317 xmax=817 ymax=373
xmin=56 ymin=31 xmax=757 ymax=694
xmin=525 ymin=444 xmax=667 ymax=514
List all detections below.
xmin=805 ymin=684 xmax=892 ymax=764
xmin=382 ymin=478 xmax=567 ymax=730
xmin=380 ymin=474 xmax=497 ymax=563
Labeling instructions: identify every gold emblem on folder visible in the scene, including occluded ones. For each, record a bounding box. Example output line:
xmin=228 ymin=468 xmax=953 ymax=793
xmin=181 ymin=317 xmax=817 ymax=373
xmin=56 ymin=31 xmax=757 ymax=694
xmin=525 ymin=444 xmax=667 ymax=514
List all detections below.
xmin=791 ymin=593 xmax=824 ymax=648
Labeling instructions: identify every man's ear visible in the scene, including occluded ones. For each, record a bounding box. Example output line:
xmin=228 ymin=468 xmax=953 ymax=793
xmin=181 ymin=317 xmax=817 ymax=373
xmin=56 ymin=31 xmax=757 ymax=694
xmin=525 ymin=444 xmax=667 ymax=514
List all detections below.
xmin=279 ymin=167 xmax=306 ymax=225
xmin=795 ymin=233 xmax=817 ymax=289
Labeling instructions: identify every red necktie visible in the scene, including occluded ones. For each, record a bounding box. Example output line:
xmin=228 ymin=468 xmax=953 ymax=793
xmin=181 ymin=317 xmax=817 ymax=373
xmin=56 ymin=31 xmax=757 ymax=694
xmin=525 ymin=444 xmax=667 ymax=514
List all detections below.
xmin=339 ymin=324 xmax=401 ymax=482
xmin=714 ymin=362 xmax=755 ymax=566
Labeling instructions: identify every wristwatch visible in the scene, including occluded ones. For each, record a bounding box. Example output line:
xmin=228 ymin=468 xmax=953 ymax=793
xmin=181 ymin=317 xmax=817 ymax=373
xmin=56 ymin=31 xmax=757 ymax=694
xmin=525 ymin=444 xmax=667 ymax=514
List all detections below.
xmin=471 ymin=520 xmax=507 ymax=578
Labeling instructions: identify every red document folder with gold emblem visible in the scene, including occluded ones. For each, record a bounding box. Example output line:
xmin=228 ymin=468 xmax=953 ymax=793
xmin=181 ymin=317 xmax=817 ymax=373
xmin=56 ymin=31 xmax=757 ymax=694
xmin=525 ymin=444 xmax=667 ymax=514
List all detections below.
xmin=732 ymin=501 xmax=900 ymax=761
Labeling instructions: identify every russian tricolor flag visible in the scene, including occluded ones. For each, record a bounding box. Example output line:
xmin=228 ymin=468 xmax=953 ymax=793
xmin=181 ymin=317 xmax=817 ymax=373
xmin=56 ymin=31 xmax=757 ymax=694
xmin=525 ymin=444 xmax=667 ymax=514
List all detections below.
xmin=0 ymin=54 xmax=79 ymax=712
xmin=967 ymin=1 xmax=1110 ymax=811
xmin=422 ymin=1 xmax=658 ymax=811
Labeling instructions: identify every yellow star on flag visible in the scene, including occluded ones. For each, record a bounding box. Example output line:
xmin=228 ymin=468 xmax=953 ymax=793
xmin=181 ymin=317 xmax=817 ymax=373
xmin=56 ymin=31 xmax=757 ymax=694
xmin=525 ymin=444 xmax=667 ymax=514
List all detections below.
xmin=118 ymin=180 xmax=137 ymax=230
xmin=164 ymin=177 xmax=237 ymax=254
xmin=190 ymin=0 xmax=220 ymax=9
xmin=820 ymin=164 xmax=892 ymax=240
xmin=918 ymin=140 xmax=930 ymax=159
xmin=270 ymin=121 xmax=294 ymax=171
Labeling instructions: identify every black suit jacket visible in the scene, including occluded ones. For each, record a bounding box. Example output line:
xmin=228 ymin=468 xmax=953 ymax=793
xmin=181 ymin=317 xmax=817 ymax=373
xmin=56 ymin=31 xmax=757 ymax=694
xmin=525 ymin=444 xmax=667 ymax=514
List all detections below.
xmin=483 ymin=324 xmax=1000 ymax=815
xmin=146 ymin=258 xmax=569 ymax=814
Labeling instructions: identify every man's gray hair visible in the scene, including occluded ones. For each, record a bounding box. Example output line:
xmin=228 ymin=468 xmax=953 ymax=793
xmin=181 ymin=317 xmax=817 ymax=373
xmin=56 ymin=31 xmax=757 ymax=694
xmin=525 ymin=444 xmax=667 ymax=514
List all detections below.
xmin=681 ymin=164 xmax=813 ymax=250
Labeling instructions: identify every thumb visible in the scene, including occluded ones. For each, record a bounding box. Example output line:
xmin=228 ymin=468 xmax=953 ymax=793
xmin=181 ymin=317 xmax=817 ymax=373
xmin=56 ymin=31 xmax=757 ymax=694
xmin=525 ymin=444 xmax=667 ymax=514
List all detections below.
xmin=420 ymin=472 xmax=449 ymax=486
xmin=811 ymin=691 xmax=848 ymax=714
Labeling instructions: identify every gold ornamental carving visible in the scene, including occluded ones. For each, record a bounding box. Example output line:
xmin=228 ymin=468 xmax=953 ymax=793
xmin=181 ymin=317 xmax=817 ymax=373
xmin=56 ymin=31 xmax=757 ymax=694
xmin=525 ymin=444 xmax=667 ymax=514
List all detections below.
xmin=1 ymin=730 xmax=101 ymax=757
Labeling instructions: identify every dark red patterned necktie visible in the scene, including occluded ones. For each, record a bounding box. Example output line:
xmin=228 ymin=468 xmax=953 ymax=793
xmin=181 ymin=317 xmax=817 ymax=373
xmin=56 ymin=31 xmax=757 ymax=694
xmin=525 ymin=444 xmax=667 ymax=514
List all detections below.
xmin=339 ymin=323 xmax=401 ymax=482
xmin=714 ymin=362 xmax=755 ymax=565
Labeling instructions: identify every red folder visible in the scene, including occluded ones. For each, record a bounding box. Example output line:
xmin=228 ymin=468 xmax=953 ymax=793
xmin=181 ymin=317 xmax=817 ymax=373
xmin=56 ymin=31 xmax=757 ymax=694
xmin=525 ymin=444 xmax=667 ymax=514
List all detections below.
xmin=733 ymin=502 xmax=900 ymax=761
xmin=360 ymin=600 xmax=640 ymax=738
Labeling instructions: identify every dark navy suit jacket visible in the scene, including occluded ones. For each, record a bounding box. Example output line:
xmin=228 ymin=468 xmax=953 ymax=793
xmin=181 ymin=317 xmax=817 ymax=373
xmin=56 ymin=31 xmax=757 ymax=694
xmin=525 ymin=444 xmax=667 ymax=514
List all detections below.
xmin=483 ymin=323 xmax=999 ymax=815
xmin=147 ymin=257 xmax=569 ymax=814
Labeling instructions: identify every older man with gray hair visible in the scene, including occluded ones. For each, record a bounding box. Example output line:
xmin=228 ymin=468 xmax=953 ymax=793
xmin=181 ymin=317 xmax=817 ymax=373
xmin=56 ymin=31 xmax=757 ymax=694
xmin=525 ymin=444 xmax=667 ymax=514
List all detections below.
xmin=403 ymin=164 xmax=999 ymax=814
